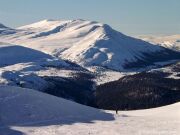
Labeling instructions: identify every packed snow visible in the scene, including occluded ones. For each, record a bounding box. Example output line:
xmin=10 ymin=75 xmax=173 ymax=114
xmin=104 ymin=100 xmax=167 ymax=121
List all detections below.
xmin=0 ymin=86 xmax=179 ymax=135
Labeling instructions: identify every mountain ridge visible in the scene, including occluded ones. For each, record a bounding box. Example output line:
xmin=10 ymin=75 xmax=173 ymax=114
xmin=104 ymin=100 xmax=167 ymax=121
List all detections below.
xmin=0 ymin=19 xmax=180 ymax=71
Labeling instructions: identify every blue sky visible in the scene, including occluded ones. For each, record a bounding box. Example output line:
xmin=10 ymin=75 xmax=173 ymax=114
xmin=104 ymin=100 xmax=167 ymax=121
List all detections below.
xmin=0 ymin=0 xmax=179 ymax=36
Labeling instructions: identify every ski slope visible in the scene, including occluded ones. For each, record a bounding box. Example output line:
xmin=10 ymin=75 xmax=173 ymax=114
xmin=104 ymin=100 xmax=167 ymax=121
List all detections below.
xmin=0 ymin=86 xmax=179 ymax=135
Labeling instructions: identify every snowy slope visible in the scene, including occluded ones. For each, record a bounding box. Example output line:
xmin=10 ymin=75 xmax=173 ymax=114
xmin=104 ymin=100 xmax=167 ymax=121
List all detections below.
xmin=1 ymin=20 xmax=180 ymax=71
xmin=139 ymin=35 xmax=180 ymax=51
xmin=0 ymin=23 xmax=16 ymax=35
xmin=0 ymin=23 xmax=9 ymax=31
xmin=0 ymin=23 xmax=8 ymax=30
xmin=0 ymin=86 xmax=114 ymax=134
xmin=0 ymin=43 xmax=71 ymax=90
xmin=0 ymin=86 xmax=179 ymax=135
xmin=0 ymin=44 xmax=52 ymax=67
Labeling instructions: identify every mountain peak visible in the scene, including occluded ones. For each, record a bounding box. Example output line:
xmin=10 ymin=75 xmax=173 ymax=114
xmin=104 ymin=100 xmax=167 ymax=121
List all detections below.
xmin=0 ymin=23 xmax=8 ymax=29
xmin=21 ymin=19 xmax=104 ymax=28
xmin=43 ymin=19 xmax=56 ymax=22
xmin=1 ymin=19 xmax=180 ymax=71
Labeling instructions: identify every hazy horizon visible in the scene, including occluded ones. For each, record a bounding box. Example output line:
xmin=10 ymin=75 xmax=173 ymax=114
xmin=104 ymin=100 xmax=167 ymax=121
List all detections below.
xmin=0 ymin=0 xmax=179 ymax=36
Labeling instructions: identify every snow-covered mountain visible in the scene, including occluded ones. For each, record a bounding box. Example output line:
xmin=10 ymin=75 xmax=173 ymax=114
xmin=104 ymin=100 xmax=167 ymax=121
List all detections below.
xmin=0 ymin=43 xmax=72 ymax=90
xmin=0 ymin=23 xmax=8 ymax=29
xmin=0 ymin=86 xmax=179 ymax=135
xmin=0 ymin=21 xmax=179 ymax=110
xmin=0 ymin=23 xmax=16 ymax=35
xmin=0 ymin=44 xmax=52 ymax=67
xmin=0 ymin=20 xmax=180 ymax=71
xmin=139 ymin=35 xmax=180 ymax=52
xmin=0 ymin=19 xmax=179 ymax=135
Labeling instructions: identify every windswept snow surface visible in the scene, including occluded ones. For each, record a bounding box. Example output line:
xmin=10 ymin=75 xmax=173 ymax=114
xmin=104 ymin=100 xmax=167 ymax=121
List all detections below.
xmin=1 ymin=19 xmax=179 ymax=71
xmin=0 ymin=86 xmax=179 ymax=135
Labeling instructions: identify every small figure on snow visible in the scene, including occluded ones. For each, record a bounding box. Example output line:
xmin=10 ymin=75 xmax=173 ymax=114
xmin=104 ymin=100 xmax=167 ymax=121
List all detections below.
xmin=116 ymin=109 xmax=118 ymax=114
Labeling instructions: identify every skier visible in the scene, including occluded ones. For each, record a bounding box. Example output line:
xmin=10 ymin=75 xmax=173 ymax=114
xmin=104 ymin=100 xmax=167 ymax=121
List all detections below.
xmin=116 ymin=108 xmax=118 ymax=114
